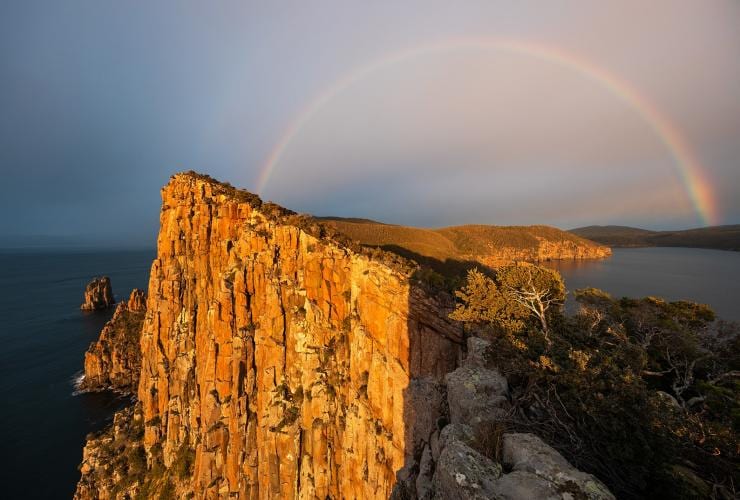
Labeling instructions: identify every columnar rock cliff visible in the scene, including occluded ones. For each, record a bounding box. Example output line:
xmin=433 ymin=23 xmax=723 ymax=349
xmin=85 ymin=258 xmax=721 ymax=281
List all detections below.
xmin=81 ymin=276 xmax=115 ymax=311
xmin=77 ymin=173 xmax=463 ymax=499
xmin=76 ymin=172 xmax=613 ymax=500
xmin=81 ymin=289 xmax=146 ymax=393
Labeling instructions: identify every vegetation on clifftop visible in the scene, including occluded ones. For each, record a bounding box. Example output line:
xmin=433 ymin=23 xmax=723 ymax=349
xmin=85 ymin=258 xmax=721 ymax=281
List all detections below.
xmin=451 ymin=265 xmax=740 ymax=499
xmin=323 ymin=217 xmax=609 ymax=262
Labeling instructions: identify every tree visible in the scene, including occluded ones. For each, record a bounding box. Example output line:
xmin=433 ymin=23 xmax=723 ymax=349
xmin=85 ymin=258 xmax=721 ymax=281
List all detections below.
xmin=450 ymin=264 xmax=565 ymax=344
xmin=496 ymin=264 xmax=565 ymax=344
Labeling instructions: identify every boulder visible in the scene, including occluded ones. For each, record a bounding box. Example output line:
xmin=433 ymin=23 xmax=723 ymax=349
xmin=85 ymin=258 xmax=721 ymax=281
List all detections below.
xmin=445 ymin=364 xmax=509 ymax=428
xmin=502 ymin=433 xmax=614 ymax=500
xmin=491 ymin=470 xmax=561 ymax=499
xmin=432 ymin=439 xmax=502 ymax=500
xmin=80 ymin=277 xmax=115 ymax=311
xmin=437 ymin=423 xmax=476 ymax=456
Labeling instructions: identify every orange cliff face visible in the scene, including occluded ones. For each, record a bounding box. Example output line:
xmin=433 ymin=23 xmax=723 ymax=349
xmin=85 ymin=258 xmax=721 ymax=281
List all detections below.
xmin=76 ymin=172 xmax=463 ymax=499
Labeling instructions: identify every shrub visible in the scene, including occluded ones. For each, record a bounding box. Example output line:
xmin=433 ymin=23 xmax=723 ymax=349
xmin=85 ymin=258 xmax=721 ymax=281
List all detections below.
xmin=451 ymin=268 xmax=740 ymax=498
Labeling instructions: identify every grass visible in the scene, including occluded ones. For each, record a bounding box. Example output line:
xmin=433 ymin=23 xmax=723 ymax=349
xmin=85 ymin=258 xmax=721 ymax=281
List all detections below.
xmin=321 ymin=219 xmax=606 ymax=268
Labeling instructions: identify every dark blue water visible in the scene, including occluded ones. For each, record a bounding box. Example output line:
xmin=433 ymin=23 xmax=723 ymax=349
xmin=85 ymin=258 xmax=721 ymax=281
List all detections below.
xmin=0 ymin=249 xmax=153 ymax=499
xmin=545 ymin=247 xmax=740 ymax=321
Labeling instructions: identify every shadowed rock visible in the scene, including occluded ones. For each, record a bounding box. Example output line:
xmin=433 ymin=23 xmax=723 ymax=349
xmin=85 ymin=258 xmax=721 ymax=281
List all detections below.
xmin=501 ymin=433 xmax=614 ymax=500
xmin=432 ymin=439 xmax=502 ymax=500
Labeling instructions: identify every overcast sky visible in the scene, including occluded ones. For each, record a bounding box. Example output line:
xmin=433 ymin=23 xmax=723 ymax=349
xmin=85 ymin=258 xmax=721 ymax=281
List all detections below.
xmin=1 ymin=1 xmax=739 ymax=247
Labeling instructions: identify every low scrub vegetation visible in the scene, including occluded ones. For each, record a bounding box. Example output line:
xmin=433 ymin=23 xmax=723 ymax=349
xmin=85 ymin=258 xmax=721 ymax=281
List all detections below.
xmin=452 ymin=264 xmax=739 ymax=499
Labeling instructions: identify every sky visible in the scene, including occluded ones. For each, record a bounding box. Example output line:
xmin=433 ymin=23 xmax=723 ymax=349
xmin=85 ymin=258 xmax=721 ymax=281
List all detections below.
xmin=1 ymin=1 xmax=739 ymax=247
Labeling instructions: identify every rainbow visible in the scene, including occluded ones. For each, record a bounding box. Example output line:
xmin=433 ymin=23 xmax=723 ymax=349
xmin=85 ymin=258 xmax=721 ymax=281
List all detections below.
xmin=256 ymin=38 xmax=719 ymax=226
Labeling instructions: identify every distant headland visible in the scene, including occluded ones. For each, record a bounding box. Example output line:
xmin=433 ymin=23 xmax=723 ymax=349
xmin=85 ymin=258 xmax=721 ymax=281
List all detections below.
xmin=570 ymin=224 xmax=740 ymax=251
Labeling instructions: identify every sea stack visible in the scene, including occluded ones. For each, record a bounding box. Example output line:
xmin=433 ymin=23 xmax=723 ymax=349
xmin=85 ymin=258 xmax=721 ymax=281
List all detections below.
xmin=80 ymin=276 xmax=115 ymax=311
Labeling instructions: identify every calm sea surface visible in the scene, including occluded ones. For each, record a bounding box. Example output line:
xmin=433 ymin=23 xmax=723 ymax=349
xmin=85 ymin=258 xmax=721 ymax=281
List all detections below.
xmin=0 ymin=247 xmax=737 ymax=498
xmin=0 ymin=249 xmax=153 ymax=499
xmin=545 ymin=247 xmax=740 ymax=321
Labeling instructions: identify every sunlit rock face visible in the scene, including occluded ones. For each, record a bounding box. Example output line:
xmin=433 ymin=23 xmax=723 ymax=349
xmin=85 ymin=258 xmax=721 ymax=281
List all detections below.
xmin=79 ymin=172 xmax=462 ymax=499
xmin=81 ymin=276 xmax=115 ymax=311
xmin=474 ymin=238 xmax=612 ymax=268
xmin=81 ymin=289 xmax=146 ymax=393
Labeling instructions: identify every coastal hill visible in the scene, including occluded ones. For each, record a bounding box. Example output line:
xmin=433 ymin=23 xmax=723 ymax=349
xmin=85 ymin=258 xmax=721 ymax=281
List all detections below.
xmin=570 ymin=224 xmax=740 ymax=251
xmin=321 ymin=217 xmax=610 ymax=273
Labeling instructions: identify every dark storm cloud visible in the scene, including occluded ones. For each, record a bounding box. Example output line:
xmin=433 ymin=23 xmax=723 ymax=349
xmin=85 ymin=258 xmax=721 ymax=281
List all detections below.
xmin=1 ymin=1 xmax=738 ymax=246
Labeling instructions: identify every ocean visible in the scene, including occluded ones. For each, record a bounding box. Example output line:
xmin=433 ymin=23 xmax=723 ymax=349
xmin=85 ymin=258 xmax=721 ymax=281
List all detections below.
xmin=544 ymin=247 xmax=740 ymax=321
xmin=0 ymin=249 xmax=153 ymax=499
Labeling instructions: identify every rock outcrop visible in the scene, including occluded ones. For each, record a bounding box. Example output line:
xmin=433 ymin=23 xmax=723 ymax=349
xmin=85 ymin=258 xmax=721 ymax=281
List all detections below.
xmin=81 ymin=276 xmax=115 ymax=311
xmin=429 ymin=336 xmax=614 ymax=500
xmin=80 ymin=289 xmax=146 ymax=393
xmin=474 ymin=237 xmax=612 ymax=268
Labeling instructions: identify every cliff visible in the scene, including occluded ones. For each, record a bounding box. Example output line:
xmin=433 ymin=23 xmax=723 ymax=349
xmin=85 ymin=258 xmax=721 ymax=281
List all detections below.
xmin=80 ymin=289 xmax=146 ymax=393
xmin=76 ymin=172 xmax=463 ymax=499
xmin=75 ymin=172 xmax=612 ymax=499
xmin=81 ymin=276 xmax=115 ymax=311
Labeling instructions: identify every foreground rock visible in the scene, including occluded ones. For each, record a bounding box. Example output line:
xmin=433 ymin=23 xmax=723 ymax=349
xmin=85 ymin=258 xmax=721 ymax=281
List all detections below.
xmin=429 ymin=337 xmax=615 ymax=500
xmin=80 ymin=289 xmax=146 ymax=393
xmin=501 ymin=433 xmax=614 ymax=499
xmin=80 ymin=276 xmax=115 ymax=311
xmin=432 ymin=439 xmax=502 ymax=499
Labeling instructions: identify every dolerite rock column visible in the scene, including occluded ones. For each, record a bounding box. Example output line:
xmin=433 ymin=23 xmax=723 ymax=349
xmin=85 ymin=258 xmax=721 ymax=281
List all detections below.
xmin=81 ymin=276 xmax=115 ymax=311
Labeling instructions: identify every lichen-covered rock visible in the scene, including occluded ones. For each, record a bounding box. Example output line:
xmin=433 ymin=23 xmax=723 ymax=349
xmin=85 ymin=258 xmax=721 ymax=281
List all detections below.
xmin=444 ymin=337 xmax=509 ymax=433
xmin=76 ymin=172 xmax=463 ymax=499
xmin=502 ymin=433 xmax=615 ymax=500
xmin=445 ymin=365 xmax=509 ymax=429
xmin=463 ymin=337 xmax=490 ymax=369
xmin=80 ymin=276 xmax=115 ymax=311
xmin=437 ymin=423 xmax=476 ymax=456
xmin=80 ymin=289 xmax=146 ymax=393
xmin=491 ymin=470 xmax=561 ymax=499
xmin=432 ymin=439 xmax=502 ymax=500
